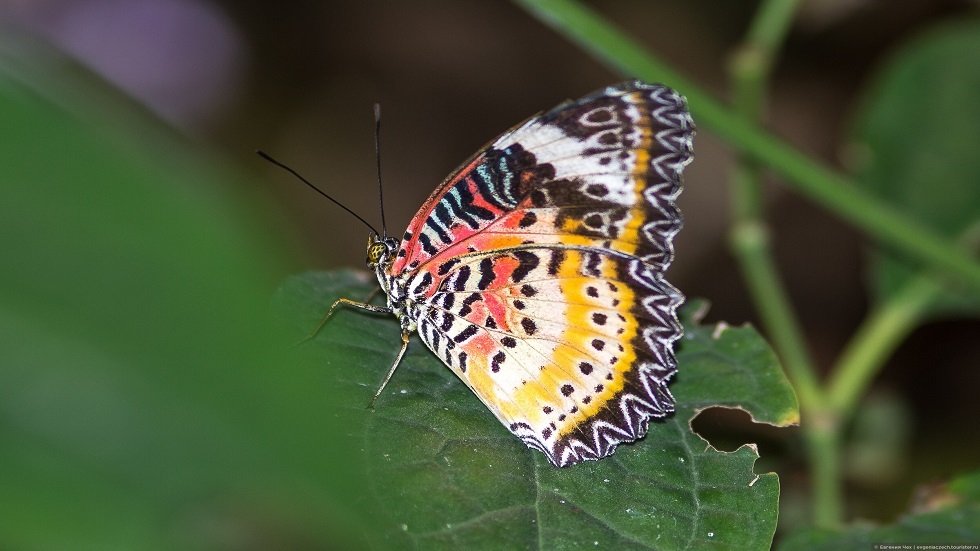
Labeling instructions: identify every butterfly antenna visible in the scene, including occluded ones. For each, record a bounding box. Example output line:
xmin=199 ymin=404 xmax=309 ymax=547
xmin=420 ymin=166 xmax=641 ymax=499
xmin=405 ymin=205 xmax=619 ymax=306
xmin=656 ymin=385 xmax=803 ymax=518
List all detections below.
xmin=256 ymin=150 xmax=381 ymax=236
xmin=374 ymin=103 xmax=388 ymax=238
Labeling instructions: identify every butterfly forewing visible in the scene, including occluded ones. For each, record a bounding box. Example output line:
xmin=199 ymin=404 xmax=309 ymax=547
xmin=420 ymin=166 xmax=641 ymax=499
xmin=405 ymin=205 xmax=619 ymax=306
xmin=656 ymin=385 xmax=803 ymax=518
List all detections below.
xmin=391 ymin=82 xmax=691 ymax=274
xmin=382 ymin=80 xmax=694 ymax=467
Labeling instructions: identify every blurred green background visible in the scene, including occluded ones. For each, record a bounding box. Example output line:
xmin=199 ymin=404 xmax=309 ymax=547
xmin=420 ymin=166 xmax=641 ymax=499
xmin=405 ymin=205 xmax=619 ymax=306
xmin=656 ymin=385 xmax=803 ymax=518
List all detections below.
xmin=1 ymin=1 xmax=979 ymax=548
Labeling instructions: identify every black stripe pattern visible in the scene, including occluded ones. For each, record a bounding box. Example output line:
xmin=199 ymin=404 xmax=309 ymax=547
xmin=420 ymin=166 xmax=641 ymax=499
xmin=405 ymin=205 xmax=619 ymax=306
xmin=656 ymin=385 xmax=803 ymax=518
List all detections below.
xmin=372 ymin=81 xmax=693 ymax=467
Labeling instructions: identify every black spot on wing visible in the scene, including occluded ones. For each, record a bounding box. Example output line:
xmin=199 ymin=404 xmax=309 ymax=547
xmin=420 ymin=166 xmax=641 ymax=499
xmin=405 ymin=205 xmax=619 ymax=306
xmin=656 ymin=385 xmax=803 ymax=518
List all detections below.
xmin=547 ymin=249 xmax=566 ymax=276
xmin=518 ymin=211 xmax=537 ymax=228
xmin=440 ymin=312 xmax=454 ymax=333
xmin=491 ymin=351 xmax=505 ymax=373
xmin=418 ymin=232 xmax=437 ymax=256
xmin=453 ymin=183 xmax=495 ymax=224
xmin=449 ymin=265 xmax=471 ymax=291
xmin=453 ymin=324 xmax=479 ymax=343
xmin=478 ymin=257 xmax=496 ymax=290
xmin=430 ymin=202 xmax=453 ymax=244
xmin=529 ymin=189 xmax=548 ymax=207
xmin=437 ymin=258 xmax=460 ymax=276
xmin=416 ymin=271 xmax=433 ymax=291
xmin=511 ymin=250 xmax=539 ymax=283
xmin=587 ymin=184 xmax=608 ymax=196
xmin=458 ymin=293 xmax=481 ymax=317
xmin=583 ymin=252 xmax=602 ymax=277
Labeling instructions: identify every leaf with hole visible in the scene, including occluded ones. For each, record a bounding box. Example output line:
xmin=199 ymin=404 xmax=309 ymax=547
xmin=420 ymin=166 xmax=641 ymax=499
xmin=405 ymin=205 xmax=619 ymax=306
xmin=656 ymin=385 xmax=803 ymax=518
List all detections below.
xmin=274 ymin=272 xmax=799 ymax=550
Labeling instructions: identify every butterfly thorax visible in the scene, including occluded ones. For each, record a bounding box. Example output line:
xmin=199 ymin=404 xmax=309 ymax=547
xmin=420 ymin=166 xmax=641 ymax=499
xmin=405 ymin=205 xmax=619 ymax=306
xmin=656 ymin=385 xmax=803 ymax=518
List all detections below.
xmin=367 ymin=232 xmax=417 ymax=333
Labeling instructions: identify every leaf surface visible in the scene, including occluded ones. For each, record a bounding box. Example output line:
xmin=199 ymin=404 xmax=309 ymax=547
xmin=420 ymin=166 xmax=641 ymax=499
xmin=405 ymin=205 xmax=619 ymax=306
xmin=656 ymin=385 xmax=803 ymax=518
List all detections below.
xmin=275 ymin=272 xmax=799 ymax=550
xmin=778 ymin=470 xmax=980 ymax=550
xmin=852 ymin=21 xmax=980 ymax=315
xmin=0 ymin=31 xmax=365 ymax=550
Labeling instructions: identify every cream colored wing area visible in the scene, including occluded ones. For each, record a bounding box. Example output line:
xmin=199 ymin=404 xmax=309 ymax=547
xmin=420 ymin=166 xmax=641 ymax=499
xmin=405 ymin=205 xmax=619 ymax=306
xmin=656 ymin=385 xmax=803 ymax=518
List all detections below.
xmin=410 ymin=244 xmax=682 ymax=466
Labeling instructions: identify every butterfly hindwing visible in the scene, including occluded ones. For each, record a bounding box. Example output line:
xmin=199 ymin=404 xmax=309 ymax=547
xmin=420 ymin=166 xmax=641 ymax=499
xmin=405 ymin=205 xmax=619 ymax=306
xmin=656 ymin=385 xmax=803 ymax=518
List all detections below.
xmin=382 ymin=80 xmax=694 ymax=467
xmin=408 ymin=245 xmax=681 ymax=466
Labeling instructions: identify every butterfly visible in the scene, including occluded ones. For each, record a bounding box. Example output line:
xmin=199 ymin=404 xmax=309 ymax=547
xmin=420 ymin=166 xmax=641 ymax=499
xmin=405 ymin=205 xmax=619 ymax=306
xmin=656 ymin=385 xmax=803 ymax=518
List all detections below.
xmin=321 ymin=80 xmax=694 ymax=467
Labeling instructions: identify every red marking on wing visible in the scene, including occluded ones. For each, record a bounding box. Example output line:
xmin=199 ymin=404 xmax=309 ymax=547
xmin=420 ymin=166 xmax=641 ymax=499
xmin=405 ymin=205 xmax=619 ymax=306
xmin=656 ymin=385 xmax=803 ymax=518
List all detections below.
xmin=390 ymin=154 xmax=487 ymax=275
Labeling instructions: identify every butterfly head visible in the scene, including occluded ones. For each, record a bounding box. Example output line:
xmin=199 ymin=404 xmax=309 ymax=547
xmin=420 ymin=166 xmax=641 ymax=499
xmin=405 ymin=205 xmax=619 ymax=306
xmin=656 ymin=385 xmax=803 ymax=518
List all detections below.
xmin=366 ymin=232 xmax=398 ymax=270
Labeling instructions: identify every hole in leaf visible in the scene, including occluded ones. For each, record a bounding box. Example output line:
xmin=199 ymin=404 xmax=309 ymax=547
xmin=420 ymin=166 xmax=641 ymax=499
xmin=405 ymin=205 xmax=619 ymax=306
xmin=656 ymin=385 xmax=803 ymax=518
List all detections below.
xmin=690 ymin=407 xmax=798 ymax=465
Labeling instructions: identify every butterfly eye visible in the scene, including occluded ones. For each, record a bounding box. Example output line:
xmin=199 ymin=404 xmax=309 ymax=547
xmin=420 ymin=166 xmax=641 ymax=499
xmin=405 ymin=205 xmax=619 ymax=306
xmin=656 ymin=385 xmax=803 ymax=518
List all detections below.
xmin=366 ymin=242 xmax=387 ymax=267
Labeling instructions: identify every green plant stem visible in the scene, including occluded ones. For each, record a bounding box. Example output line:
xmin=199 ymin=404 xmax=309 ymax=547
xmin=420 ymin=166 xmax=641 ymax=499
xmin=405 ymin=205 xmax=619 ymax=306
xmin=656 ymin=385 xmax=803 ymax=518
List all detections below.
xmin=728 ymin=0 xmax=818 ymax=406
xmin=820 ymin=226 xmax=979 ymax=516
xmin=744 ymin=0 xmax=803 ymax=51
xmin=726 ymin=0 xmax=846 ymax=528
xmin=806 ymin=272 xmax=942 ymax=528
xmin=804 ymin=413 xmax=843 ymax=527
xmin=827 ymin=276 xmax=939 ymax=419
xmin=514 ymin=0 xmax=980 ymax=292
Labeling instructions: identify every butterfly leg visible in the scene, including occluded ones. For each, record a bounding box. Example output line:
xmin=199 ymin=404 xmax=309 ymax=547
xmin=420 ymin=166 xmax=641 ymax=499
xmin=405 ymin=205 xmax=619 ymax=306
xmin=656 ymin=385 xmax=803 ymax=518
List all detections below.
xmin=296 ymin=295 xmax=390 ymax=346
xmin=368 ymin=330 xmax=411 ymax=409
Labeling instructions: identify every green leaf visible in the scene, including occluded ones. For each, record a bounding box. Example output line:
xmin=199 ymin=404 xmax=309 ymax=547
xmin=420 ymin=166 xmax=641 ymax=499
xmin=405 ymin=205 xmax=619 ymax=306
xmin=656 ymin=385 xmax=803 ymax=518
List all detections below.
xmin=274 ymin=271 xmax=799 ymax=550
xmin=851 ymin=20 xmax=980 ymax=316
xmin=778 ymin=469 xmax=980 ymax=550
xmin=0 ymin=31 xmax=367 ymax=550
